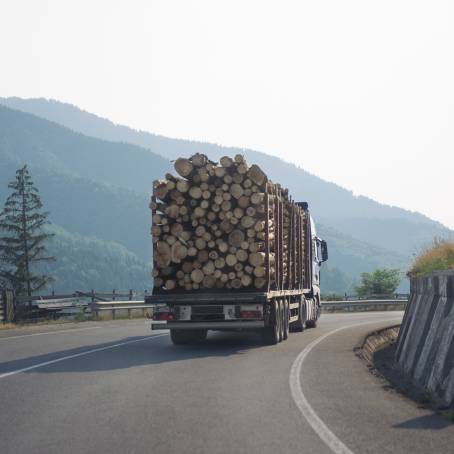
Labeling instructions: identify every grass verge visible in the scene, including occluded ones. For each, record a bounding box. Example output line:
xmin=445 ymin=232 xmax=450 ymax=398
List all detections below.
xmin=0 ymin=323 xmax=17 ymax=330
xmin=410 ymin=241 xmax=454 ymax=276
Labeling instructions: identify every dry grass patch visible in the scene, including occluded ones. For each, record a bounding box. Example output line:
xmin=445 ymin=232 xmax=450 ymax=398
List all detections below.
xmin=0 ymin=323 xmax=17 ymax=330
xmin=410 ymin=241 xmax=454 ymax=276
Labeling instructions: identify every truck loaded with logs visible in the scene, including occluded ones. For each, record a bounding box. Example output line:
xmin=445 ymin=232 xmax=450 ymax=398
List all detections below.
xmin=145 ymin=153 xmax=328 ymax=345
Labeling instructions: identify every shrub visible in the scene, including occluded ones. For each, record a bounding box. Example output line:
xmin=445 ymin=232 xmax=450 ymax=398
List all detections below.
xmin=410 ymin=241 xmax=454 ymax=276
xmin=355 ymin=268 xmax=402 ymax=297
xmin=321 ymin=293 xmax=343 ymax=301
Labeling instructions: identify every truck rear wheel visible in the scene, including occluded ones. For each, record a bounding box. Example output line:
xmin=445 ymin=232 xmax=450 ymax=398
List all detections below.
xmin=305 ymin=297 xmax=320 ymax=329
xmin=290 ymin=298 xmax=305 ymax=332
xmin=262 ymin=300 xmax=280 ymax=345
xmin=170 ymin=329 xmax=208 ymax=345
xmin=282 ymin=299 xmax=289 ymax=340
xmin=277 ymin=300 xmax=284 ymax=342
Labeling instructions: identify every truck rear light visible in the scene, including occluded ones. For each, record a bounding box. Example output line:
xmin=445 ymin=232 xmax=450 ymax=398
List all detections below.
xmin=240 ymin=310 xmax=262 ymax=319
xmin=153 ymin=312 xmax=174 ymax=321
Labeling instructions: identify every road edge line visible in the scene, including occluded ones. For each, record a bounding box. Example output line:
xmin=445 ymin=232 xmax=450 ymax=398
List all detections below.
xmin=0 ymin=333 xmax=168 ymax=379
xmin=0 ymin=326 xmax=102 ymax=341
xmin=289 ymin=318 xmax=401 ymax=454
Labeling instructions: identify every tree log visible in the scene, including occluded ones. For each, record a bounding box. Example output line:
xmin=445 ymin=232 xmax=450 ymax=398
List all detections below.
xmin=174 ymin=158 xmax=193 ymax=177
xmin=249 ymin=252 xmax=266 ymax=267
xmin=189 ymin=186 xmax=202 ymax=199
xmin=254 ymin=277 xmax=266 ymax=289
xmin=220 ymin=156 xmax=233 ymax=167
xmin=228 ymin=229 xmax=245 ymax=248
xmin=191 ymin=269 xmax=204 ymax=284
xmin=230 ymin=184 xmax=244 ymax=199
xmin=226 ymin=254 xmax=237 ymax=267
xmin=171 ymin=242 xmax=188 ymax=263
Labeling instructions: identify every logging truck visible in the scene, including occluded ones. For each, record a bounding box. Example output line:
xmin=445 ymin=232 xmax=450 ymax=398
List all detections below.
xmin=145 ymin=153 xmax=328 ymax=345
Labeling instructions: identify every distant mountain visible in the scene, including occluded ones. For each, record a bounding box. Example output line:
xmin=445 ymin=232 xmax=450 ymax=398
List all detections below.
xmin=1 ymin=97 xmax=443 ymax=226
xmin=323 ymin=217 xmax=450 ymax=257
xmin=317 ymin=224 xmax=408 ymax=276
xmin=0 ymin=102 xmax=171 ymax=195
xmin=2 ymin=99 xmax=452 ymax=292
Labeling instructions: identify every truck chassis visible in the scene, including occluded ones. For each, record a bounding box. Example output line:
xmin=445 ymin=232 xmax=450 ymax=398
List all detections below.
xmin=146 ymin=290 xmax=319 ymax=345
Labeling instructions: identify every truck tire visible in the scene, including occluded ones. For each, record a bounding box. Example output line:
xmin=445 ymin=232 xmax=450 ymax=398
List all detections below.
xmin=170 ymin=329 xmax=207 ymax=345
xmin=290 ymin=298 xmax=305 ymax=332
xmin=262 ymin=300 xmax=280 ymax=345
xmin=277 ymin=300 xmax=284 ymax=342
xmin=305 ymin=298 xmax=319 ymax=329
xmin=283 ymin=299 xmax=289 ymax=340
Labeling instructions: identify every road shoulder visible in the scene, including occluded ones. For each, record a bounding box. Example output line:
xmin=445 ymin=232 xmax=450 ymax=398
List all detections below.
xmin=295 ymin=319 xmax=454 ymax=454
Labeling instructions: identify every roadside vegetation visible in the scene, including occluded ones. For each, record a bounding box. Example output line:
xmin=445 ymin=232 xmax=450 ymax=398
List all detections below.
xmin=0 ymin=323 xmax=16 ymax=330
xmin=410 ymin=240 xmax=454 ymax=276
xmin=320 ymin=293 xmax=343 ymax=301
xmin=355 ymin=268 xmax=402 ymax=297
xmin=0 ymin=165 xmax=55 ymax=297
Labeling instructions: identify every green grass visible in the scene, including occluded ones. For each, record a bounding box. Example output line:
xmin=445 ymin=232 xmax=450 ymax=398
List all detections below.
xmin=441 ymin=409 xmax=454 ymax=422
xmin=410 ymin=241 xmax=454 ymax=276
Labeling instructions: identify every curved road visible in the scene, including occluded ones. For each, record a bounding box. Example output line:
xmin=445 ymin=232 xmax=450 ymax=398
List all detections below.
xmin=1 ymin=312 xmax=453 ymax=454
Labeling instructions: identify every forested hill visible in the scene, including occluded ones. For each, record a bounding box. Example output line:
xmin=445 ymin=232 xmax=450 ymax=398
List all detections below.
xmin=2 ymin=97 xmax=452 ymax=258
xmin=0 ymin=101 xmax=451 ymax=293
xmin=0 ymin=102 xmax=170 ymax=195
xmin=41 ymin=225 xmax=151 ymax=292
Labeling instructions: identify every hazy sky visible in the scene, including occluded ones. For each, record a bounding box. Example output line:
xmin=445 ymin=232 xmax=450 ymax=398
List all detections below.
xmin=1 ymin=1 xmax=453 ymax=228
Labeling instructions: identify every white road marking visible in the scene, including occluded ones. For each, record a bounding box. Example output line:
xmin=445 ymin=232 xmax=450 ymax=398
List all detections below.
xmin=289 ymin=318 xmax=401 ymax=454
xmin=0 ymin=326 xmax=102 ymax=340
xmin=0 ymin=333 xmax=168 ymax=379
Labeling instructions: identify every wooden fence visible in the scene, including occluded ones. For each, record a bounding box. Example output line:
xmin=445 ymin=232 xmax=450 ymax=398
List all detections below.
xmin=0 ymin=281 xmax=15 ymax=323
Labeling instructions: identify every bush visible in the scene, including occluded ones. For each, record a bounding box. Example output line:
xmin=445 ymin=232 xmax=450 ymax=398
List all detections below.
xmin=410 ymin=241 xmax=454 ymax=276
xmin=355 ymin=268 xmax=402 ymax=297
xmin=321 ymin=293 xmax=344 ymax=301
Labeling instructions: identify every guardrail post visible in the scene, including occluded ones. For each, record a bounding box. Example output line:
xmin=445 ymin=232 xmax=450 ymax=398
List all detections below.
xmin=129 ymin=289 xmax=133 ymax=301
xmin=0 ymin=289 xmax=4 ymax=324
xmin=90 ymin=300 xmax=97 ymax=319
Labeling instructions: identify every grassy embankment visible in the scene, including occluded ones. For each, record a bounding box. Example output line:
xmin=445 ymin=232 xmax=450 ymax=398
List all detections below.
xmin=410 ymin=241 xmax=454 ymax=276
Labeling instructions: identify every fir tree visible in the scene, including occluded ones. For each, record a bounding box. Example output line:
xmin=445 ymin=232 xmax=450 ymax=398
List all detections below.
xmin=0 ymin=165 xmax=55 ymax=297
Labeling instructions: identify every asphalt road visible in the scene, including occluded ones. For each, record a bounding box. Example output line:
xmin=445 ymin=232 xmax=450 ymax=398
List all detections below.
xmin=1 ymin=312 xmax=453 ymax=454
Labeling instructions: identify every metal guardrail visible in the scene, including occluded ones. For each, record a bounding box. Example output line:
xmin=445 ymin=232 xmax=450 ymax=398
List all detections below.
xmin=8 ymin=292 xmax=408 ymax=321
xmin=16 ymin=290 xmax=150 ymax=304
xmin=90 ymin=300 xmax=152 ymax=319
xmin=321 ymin=299 xmax=408 ymax=312
xmin=340 ymin=293 xmax=410 ymax=301
xmin=93 ymin=298 xmax=408 ymax=318
xmin=13 ymin=290 xmax=151 ymax=320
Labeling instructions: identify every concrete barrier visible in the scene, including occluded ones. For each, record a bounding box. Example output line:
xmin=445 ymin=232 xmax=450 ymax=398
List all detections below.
xmin=395 ymin=270 xmax=454 ymax=406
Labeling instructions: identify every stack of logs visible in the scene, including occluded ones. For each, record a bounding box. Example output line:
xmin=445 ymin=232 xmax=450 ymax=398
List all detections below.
xmin=150 ymin=153 xmax=304 ymax=291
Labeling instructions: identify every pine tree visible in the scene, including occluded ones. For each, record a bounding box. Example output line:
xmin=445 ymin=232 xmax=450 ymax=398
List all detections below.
xmin=0 ymin=165 xmax=55 ymax=298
